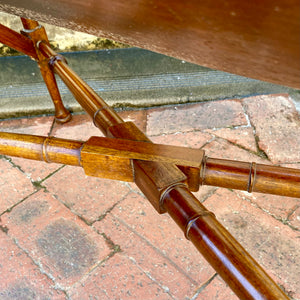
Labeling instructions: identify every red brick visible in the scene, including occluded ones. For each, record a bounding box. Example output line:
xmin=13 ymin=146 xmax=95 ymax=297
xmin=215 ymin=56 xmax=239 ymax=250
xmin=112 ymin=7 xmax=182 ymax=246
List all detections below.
xmin=195 ymin=275 xmax=238 ymax=300
xmin=118 ymin=109 xmax=147 ymax=133
xmin=288 ymin=206 xmax=300 ymax=230
xmin=1 ymin=190 xmax=111 ymax=289
xmin=0 ymin=158 xmax=35 ymax=213
xmin=51 ymin=113 xmax=103 ymax=140
xmin=236 ymin=190 xmax=300 ymax=222
xmin=203 ymin=138 xmax=269 ymax=163
xmin=243 ymin=94 xmax=300 ymax=164
xmin=193 ymin=186 xmax=219 ymax=202
xmin=147 ymin=100 xmax=247 ymax=136
xmin=207 ymin=127 xmax=257 ymax=152
xmin=122 ymin=181 xmax=143 ymax=194
xmin=94 ymin=213 xmax=209 ymax=299
xmin=203 ymin=189 xmax=300 ymax=299
xmin=0 ymin=115 xmax=53 ymax=135
xmin=69 ymin=253 xmax=172 ymax=299
xmin=281 ymin=163 xmax=300 ymax=170
xmin=43 ymin=165 xmax=131 ymax=223
xmin=10 ymin=157 xmax=62 ymax=182
xmin=99 ymin=192 xmax=215 ymax=285
xmin=0 ymin=231 xmax=64 ymax=299
xmin=150 ymin=131 xmax=213 ymax=149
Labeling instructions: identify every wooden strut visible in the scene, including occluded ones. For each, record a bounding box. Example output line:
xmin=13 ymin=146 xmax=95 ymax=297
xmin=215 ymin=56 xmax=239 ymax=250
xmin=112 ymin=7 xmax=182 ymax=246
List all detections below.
xmin=0 ymin=132 xmax=299 ymax=198
xmin=20 ymin=18 xmax=72 ymax=123
xmin=0 ymin=19 xmax=299 ymax=299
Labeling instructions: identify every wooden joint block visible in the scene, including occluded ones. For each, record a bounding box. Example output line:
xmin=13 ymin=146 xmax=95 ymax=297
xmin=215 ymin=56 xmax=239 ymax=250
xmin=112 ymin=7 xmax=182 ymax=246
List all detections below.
xmin=80 ymin=136 xmax=205 ymax=191
xmin=81 ymin=137 xmax=134 ymax=182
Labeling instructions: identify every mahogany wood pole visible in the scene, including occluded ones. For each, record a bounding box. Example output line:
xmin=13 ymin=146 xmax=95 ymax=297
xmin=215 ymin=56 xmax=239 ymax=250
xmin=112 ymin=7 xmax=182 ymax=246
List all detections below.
xmin=38 ymin=42 xmax=123 ymax=135
xmin=202 ymin=158 xmax=300 ymax=198
xmin=162 ymin=186 xmax=289 ymax=300
xmin=0 ymin=23 xmax=38 ymax=59
xmin=20 ymin=18 xmax=72 ymax=123
xmin=0 ymin=132 xmax=82 ymax=166
xmin=37 ymin=41 xmax=290 ymax=299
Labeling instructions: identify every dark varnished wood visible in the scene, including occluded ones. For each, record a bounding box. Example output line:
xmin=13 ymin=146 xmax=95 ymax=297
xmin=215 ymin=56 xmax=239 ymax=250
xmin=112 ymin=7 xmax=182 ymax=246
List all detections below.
xmin=1 ymin=131 xmax=298 ymax=198
xmin=0 ymin=0 xmax=299 ymax=88
xmin=0 ymin=132 xmax=82 ymax=166
xmin=0 ymin=20 xmax=71 ymax=122
xmin=37 ymin=41 xmax=188 ymax=212
xmin=37 ymin=42 xmax=124 ymax=134
xmin=81 ymin=134 xmax=204 ymax=192
xmin=0 ymin=23 xmax=37 ymax=59
xmin=20 ymin=19 xmax=72 ymax=123
xmin=203 ymin=158 xmax=300 ymax=198
xmin=163 ymin=186 xmax=289 ymax=300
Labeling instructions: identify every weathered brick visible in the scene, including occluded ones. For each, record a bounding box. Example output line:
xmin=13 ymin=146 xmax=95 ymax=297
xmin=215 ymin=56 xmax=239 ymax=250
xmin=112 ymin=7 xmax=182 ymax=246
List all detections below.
xmin=1 ymin=190 xmax=111 ymax=289
xmin=207 ymin=127 xmax=257 ymax=152
xmin=43 ymin=165 xmax=130 ymax=223
xmin=0 ymin=115 xmax=61 ymax=182
xmin=0 ymin=231 xmax=64 ymax=299
xmin=94 ymin=213 xmax=210 ymax=299
xmin=237 ymin=190 xmax=300 ymax=222
xmin=95 ymin=192 xmax=215 ymax=295
xmin=203 ymin=189 xmax=300 ymax=299
xmin=203 ymin=138 xmax=268 ymax=163
xmin=243 ymin=94 xmax=300 ymax=163
xmin=69 ymin=253 xmax=173 ymax=299
xmin=50 ymin=109 xmax=146 ymax=140
xmin=195 ymin=275 xmax=238 ymax=300
xmin=0 ymin=115 xmax=53 ymax=135
xmin=118 ymin=109 xmax=147 ymax=133
xmin=10 ymin=157 xmax=61 ymax=182
xmin=51 ymin=113 xmax=102 ymax=140
xmin=0 ymin=158 xmax=35 ymax=213
xmin=288 ymin=206 xmax=300 ymax=230
xmin=150 ymin=131 xmax=213 ymax=149
xmin=147 ymin=100 xmax=247 ymax=136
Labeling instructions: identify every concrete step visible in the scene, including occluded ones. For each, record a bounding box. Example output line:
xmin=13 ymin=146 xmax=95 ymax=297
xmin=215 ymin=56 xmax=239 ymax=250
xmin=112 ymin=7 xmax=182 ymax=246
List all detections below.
xmin=0 ymin=48 xmax=299 ymax=118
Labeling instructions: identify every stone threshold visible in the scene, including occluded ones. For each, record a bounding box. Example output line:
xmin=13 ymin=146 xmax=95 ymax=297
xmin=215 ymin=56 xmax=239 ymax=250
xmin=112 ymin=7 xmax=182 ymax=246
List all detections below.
xmin=0 ymin=47 xmax=299 ymax=119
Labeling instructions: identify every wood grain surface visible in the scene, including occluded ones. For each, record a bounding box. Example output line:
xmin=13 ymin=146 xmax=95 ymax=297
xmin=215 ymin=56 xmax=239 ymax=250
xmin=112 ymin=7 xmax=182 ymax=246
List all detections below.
xmin=0 ymin=0 xmax=299 ymax=88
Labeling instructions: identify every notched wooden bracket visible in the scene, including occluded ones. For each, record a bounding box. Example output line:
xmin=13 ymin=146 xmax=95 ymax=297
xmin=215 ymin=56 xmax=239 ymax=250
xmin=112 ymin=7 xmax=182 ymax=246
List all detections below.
xmin=81 ymin=136 xmax=205 ymax=191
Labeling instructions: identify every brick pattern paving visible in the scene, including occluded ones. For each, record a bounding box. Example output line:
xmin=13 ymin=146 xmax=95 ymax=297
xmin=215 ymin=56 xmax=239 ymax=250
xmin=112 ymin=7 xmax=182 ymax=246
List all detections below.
xmin=0 ymin=94 xmax=299 ymax=299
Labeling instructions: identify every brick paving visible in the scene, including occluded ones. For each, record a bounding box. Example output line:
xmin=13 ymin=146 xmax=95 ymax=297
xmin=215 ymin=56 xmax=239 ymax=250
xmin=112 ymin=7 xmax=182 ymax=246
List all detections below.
xmin=0 ymin=94 xmax=299 ymax=299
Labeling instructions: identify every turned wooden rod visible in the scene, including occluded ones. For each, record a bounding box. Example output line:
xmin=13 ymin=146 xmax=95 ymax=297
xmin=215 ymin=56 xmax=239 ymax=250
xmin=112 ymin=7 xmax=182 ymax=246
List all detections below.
xmin=202 ymin=158 xmax=300 ymax=198
xmin=1 ymin=131 xmax=298 ymax=199
xmin=38 ymin=42 xmax=123 ymax=135
xmin=0 ymin=23 xmax=38 ymax=59
xmin=0 ymin=132 xmax=82 ymax=166
xmin=20 ymin=18 xmax=72 ymax=123
xmin=162 ymin=185 xmax=289 ymax=300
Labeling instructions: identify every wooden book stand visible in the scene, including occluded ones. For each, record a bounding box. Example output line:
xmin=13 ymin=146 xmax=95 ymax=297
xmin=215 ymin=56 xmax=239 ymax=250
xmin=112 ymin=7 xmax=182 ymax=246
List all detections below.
xmin=0 ymin=11 xmax=299 ymax=300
